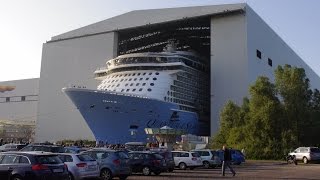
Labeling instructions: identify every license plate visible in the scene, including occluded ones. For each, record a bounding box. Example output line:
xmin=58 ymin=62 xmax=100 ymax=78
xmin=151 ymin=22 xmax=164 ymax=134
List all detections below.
xmin=53 ymin=168 xmax=63 ymax=173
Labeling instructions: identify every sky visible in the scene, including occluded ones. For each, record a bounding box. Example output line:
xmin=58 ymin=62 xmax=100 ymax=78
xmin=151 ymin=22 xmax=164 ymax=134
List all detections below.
xmin=0 ymin=0 xmax=319 ymax=82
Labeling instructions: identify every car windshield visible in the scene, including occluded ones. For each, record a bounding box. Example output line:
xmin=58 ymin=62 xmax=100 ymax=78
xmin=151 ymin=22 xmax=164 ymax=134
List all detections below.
xmin=36 ymin=155 xmax=62 ymax=164
xmin=116 ymin=151 xmax=129 ymax=159
xmin=154 ymin=153 xmax=164 ymax=160
xmin=77 ymin=154 xmax=95 ymax=161
xmin=191 ymin=153 xmax=200 ymax=157
xmin=310 ymin=148 xmax=320 ymax=153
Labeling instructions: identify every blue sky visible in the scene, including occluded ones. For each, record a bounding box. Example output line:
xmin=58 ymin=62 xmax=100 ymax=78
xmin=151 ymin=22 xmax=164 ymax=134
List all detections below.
xmin=0 ymin=0 xmax=319 ymax=81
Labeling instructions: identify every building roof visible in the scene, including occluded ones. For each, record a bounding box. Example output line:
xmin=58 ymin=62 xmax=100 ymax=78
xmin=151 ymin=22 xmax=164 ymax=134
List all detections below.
xmin=50 ymin=3 xmax=245 ymax=41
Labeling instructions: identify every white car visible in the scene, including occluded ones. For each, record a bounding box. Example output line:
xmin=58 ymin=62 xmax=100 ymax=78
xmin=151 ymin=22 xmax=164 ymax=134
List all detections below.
xmin=172 ymin=151 xmax=203 ymax=170
xmin=56 ymin=153 xmax=100 ymax=180
xmin=191 ymin=149 xmax=222 ymax=168
xmin=288 ymin=147 xmax=320 ymax=164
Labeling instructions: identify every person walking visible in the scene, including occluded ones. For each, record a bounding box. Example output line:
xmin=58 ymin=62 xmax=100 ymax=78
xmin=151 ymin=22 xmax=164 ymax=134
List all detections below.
xmin=221 ymin=145 xmax=236 ymax=177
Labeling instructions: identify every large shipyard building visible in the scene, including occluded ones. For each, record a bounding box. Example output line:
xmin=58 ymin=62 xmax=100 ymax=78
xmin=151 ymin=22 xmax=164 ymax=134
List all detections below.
xmin=36 ymin=3 xmax=320 ymax=142
xmin=0 ymin=78 xmax=38 ymax=142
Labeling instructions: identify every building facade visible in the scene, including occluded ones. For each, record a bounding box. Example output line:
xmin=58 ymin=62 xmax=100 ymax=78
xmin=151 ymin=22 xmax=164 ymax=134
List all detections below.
xmin=0 ymin=78 xmax=38 ymax=142
xmin=35 ymin=3 xmax=320 ymax=142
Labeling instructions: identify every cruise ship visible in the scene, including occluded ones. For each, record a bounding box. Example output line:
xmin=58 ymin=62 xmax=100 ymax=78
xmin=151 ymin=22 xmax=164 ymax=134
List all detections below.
xmin=63 ymin=43 xmax=210 ymax=143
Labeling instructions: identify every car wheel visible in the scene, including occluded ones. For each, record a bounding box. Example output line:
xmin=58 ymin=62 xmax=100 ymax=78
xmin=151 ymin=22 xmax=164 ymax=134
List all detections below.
xmin=100 ymin=168 xmax=113 ymax=180
xmin=303 ymin=157 xmax=308 ymax=164
xmin=11 ymin=175 xmax=23 ymax=180
xmin=142 ymin=166 xmax=151 ymax=176
xmin=179 ymin=162 xmax=187 ymax=170
xmin=68 ymin=172 xmax=74 ymax=180
xmin=203 ymin=161 xmax=210 ymax=168
xmin=154 ymin=171 xmax=161 ymax=175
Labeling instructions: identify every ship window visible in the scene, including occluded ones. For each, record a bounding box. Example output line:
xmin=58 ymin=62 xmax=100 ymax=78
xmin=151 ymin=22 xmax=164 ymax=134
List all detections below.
xmin=164 ymin=97 xmax=166 ymax=101
xmin=125 ymin=84 xmax=128 ymax=86
xmin=90 ymin=105 xmax=95 ymax=108
xmin=136 ymin=83 xmax=140 ymax=86
xmin=139 ymin=78 xmax=143 ymax=81
xmin=126 ymin=89 xmax=130 ymax=92
xmin=147 ymin=88 xmax=152 ymax=92
xmin=130 ymin=83 xmax=134 ymax=86
xmin=121 ymin=89 xmax=124 ymax=92
xmin=256 ymin=49 xmax=262 ymax=59
xmin=132 ymin=89 xmax=136 ymax=92
xmin=167 ymin=91 xmax=169 ymax=95
xmin=146 ymin=78 xmax=149 ymax=80
xmin=120 ymin=79 xmax=123 ymax=82
xmin=142 ymin=83 xmax=146 ymax=86
xmin=116 ymin=84 xmax=120 ymax=87
xmin=156 ymin=72 xmax=159 ymax=75
xmin=150 ymin=83 xmax=154 ymax=86
xmin=134 ymin=78 xmax=137 ymax=81
xmin=128 ymin=74 xmax=131 ymax=76
xmin=143 ymin=73 xmax=146 ymax=75
xmin=149 ymin=72 xmax=152 ymax=75
xmin=170 ymin=98 xmax=172 ymax=102
xmin=107 ymin=85 xmax=111 ymax=88
xmin=111 ymin=80 xmax=114 ymax=83
xmin=137 ymin=73 xmax=141 ymax=76
xmin=105 ymin=107 xmax=110 ymax=109
xmin=133 ymin=73 xmax=136 ymax=76
xmin=139 ymin=88 xmax=143 ymax=91
xmin=124 ymin=74 xmax=127 ymax=77
xmin=129 ymin=79 xmax=132 ymax=81
xmin=153 ymin=77 xmax=157 ymax=80
xmin=119 ymin=75 xmax=122 ymax=77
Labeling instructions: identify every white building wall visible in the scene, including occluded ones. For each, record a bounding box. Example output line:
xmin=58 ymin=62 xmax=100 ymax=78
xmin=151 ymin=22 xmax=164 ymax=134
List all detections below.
xmin=0 ymin=78 xmax=38 ymax=123
xmin=36 ymin=32 xmax=118 ymax=142
xmin=246 ymin=6 xmax=320 ymax=89
xmin=210 ymin=13 xmax=248 ymax=135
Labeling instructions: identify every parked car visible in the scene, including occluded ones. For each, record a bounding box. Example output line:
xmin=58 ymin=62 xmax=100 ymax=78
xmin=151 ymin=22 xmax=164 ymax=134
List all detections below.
xmin=0 ymin=151 xmax=68 ymax=180
xmin=81 ymin=148 xmax=131 ymax=180
xmin=172 ymin=151 xmax=202 ymax=170
xmin=20 ymin=144 xmax=65 ymax=153
xmin=0 ymin=144 xmax=27 ymax=152
xmin=149 ymin=149 xmax=175 ymax=172
xmin=64 ymin=146 xmax=89 ymax=154
xmin=56 ymin=153 xmax=99 ymax=180
xmin=288 ymin=147 xmax=320 ymax=164
xmin=128 ymin=151 xmax=167 ymax=175
xmin=217 ymin=149 xmax=245 ymax=165
xmin=191 ymin=149 xmax=222 ymax=168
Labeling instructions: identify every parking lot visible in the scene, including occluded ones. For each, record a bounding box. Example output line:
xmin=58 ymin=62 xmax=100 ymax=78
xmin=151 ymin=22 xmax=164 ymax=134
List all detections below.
xmin=127 ymin=161 xmax=320 ymax=179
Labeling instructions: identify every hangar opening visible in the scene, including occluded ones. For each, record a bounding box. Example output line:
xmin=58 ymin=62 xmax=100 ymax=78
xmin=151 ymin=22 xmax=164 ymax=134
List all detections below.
xmin=118 ymin=17 xmax=211 ymax=136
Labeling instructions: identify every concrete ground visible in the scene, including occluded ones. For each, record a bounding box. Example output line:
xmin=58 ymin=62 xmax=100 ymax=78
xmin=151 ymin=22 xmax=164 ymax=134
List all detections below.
xmin=126 ymin=160 xmax=320 ymax=180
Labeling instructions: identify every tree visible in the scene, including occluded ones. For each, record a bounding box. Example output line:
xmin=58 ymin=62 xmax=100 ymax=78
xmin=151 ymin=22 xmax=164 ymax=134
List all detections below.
xmin=275 ymin=65 xmax=312 ymax=146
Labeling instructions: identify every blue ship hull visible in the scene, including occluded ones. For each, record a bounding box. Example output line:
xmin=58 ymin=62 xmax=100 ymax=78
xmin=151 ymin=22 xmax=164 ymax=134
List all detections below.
xmin=63 ymin=88 xmax=203 ymax=143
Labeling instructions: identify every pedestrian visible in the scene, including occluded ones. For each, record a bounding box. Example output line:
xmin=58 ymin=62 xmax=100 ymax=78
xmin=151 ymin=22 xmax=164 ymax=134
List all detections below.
xmin=221 ymin=145 xmax=236 ymax=177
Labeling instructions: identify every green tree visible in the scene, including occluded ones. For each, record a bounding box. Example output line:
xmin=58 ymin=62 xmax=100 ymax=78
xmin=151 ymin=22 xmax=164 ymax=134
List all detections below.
xmin=275 ymin=65 xmax=312 ymax=147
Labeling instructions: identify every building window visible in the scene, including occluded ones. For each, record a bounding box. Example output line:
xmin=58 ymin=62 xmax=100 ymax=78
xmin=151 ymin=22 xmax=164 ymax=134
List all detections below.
xmin=256 ymin=49 xmax=262 ymax=59
xmin=21 ymin=96 xmax=26 ymax=101
xmin=139 ymin=88 xmax=143 ymax=91
xmin=6 ymin=97 xmax=10 ymax=102
xmin=268 ymin=58 xmax=273 ymax=67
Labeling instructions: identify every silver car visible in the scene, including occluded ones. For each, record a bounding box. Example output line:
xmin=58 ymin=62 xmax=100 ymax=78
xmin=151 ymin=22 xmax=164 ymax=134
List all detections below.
xmin=57 ymin=153 xmax=99 ymax=180
xmin=289 ymin=147 xmax=320 ymax=164
xmin=81 ymin=148 xmax=131 ymax=180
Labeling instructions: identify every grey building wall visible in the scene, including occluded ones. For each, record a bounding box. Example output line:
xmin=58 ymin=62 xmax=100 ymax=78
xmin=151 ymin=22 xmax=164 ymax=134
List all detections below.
xmin=0 ymin=78 xmax=39 ymax=123
xmin=210 ymin=13 xmax=248 ymax=134
xmin=36 ymin=32 xmax=118 ymax=142
xmin=246 ymin=6 xmax=320 ymax=89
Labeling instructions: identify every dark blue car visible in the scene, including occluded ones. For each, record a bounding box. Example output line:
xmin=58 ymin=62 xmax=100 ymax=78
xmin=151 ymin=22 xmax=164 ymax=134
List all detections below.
xmin=217 ymin=149 xmax=245 ymax=165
